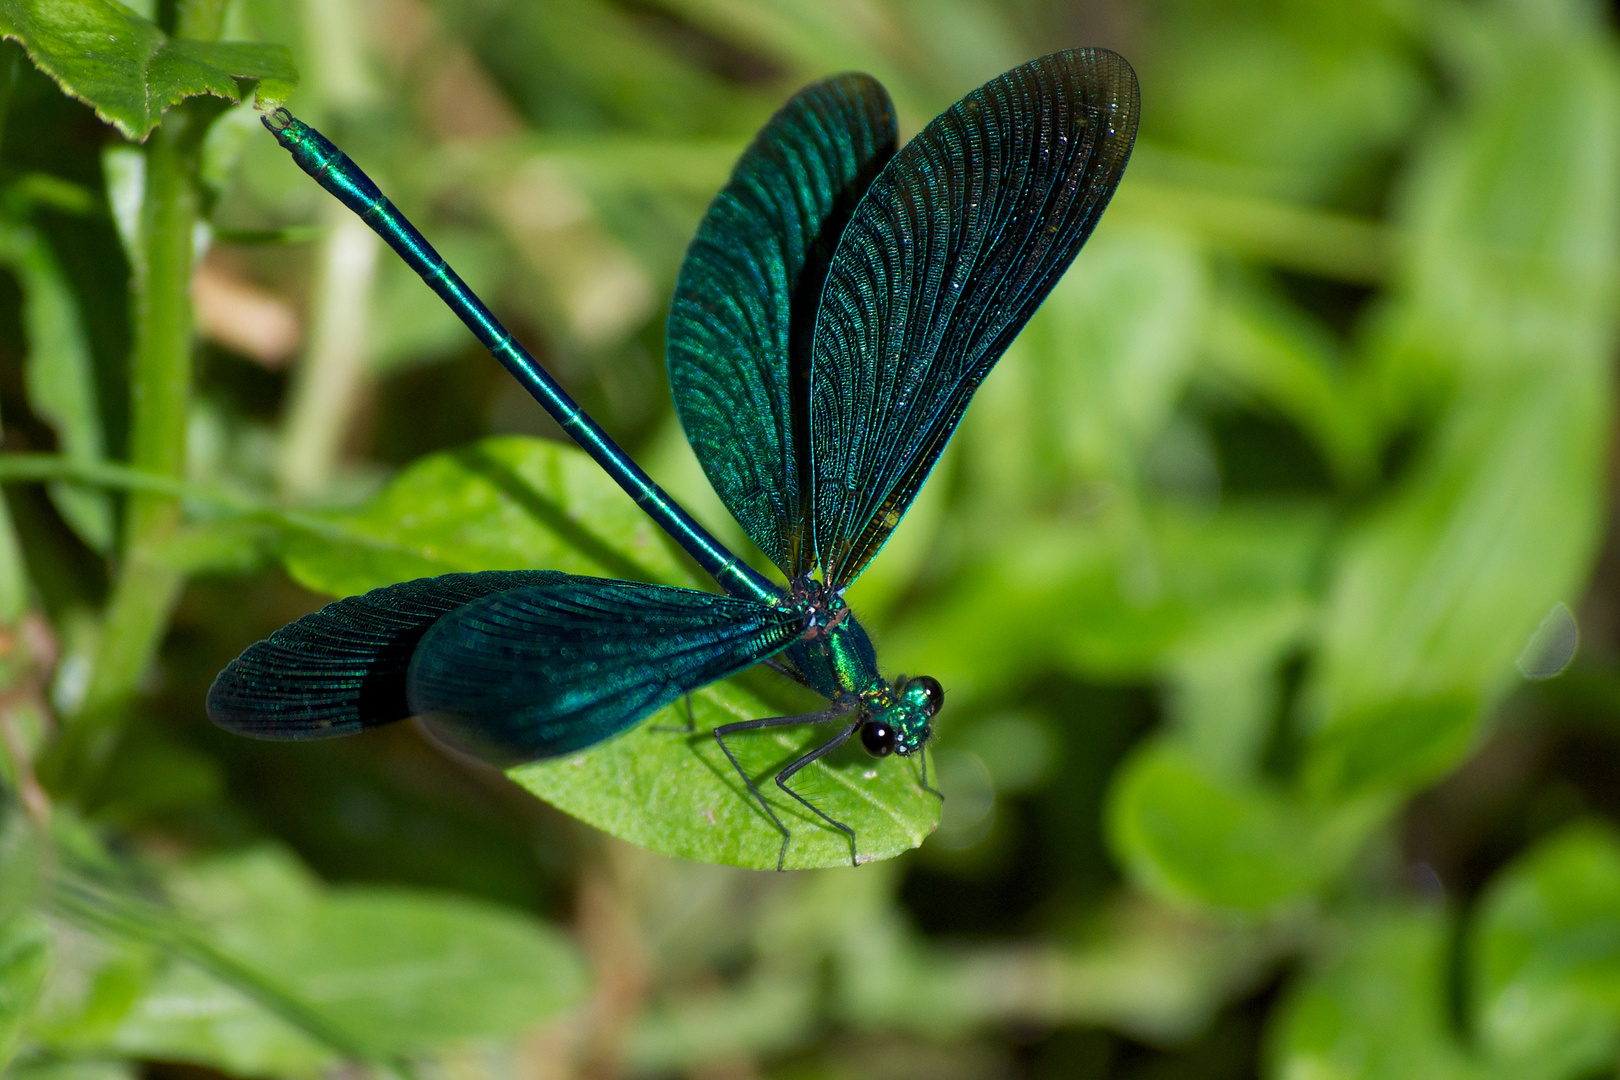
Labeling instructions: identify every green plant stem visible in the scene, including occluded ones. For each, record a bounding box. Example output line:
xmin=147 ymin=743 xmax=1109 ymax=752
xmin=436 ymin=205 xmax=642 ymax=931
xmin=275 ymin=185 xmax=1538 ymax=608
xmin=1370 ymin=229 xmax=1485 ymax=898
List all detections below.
xmin=77 ymin=108 xmax=201 ymax=732
xmin=0 ymin=451 xmax=440 ymax=556
xmin=62 ymin=2 xmax=237 ymax=779
xmin=175 ymin=0 xmax=229 ymax=40
xmin=277 ymin=208 xmax=380 ymax=497
xmin=0 ymin=453 xmax=237 ymax=505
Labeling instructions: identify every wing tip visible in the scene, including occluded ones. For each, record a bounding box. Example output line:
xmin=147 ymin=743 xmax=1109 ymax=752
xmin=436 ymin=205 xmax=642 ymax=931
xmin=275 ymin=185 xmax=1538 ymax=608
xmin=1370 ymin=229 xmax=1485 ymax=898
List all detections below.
xmin=205 ymin=625 xmax=408 ymax=744
xmin=204 ymin=655 xmax=371 ymax=741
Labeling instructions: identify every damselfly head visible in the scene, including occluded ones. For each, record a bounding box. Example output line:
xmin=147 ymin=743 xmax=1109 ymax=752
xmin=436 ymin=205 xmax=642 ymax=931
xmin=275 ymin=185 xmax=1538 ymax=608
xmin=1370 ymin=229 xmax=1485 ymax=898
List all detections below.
xmin=860 ymin=674 xmax=943 ymax=757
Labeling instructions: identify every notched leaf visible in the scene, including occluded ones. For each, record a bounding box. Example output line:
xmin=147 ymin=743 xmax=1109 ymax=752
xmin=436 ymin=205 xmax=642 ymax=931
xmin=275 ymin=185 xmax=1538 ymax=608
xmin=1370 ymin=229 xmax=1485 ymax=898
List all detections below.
xmin=0 ymin=0 xmax=298 ymax=140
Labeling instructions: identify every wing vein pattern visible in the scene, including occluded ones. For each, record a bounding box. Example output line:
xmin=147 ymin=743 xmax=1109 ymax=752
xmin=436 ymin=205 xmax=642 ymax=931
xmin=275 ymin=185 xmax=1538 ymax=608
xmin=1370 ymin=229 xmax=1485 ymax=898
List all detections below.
xmin=808 ymin=48 xmax=1140 ymax=586
xmin=668 ymin=73 xmax=897 ymax=577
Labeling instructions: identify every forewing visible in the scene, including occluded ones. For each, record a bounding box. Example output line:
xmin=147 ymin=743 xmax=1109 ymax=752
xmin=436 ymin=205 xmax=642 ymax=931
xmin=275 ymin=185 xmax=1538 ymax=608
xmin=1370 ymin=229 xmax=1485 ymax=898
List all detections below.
xmin=808 ymin=49 xmax=1139 ymax=586
xmin=668 ymin=73 xmax=896 ymax=576
xmin=407 ymin=575 xmax=804 ymax=765
xmin=206 ymin=570 xmax=559 ymax=739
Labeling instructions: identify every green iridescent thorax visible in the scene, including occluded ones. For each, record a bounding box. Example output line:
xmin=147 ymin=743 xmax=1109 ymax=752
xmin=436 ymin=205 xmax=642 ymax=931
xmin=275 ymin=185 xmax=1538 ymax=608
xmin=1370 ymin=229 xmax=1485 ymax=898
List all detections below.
xmin=780 ymin=581 xmax=884 ymax=701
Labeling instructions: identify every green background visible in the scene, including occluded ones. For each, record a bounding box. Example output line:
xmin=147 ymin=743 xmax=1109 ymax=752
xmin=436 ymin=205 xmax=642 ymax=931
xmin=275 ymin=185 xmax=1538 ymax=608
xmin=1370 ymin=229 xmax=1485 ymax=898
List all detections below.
xmin=1 ymin=0 xmax=1619 ymax=1076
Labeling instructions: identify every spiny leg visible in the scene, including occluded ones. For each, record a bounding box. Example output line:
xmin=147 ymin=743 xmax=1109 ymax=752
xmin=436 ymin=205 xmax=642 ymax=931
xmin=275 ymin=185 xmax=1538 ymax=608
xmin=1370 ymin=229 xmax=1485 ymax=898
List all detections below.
xmin=714 ymin=705 xmax=853 ymax=871
xmin=776 ymin=719 xmax=863 ymax=868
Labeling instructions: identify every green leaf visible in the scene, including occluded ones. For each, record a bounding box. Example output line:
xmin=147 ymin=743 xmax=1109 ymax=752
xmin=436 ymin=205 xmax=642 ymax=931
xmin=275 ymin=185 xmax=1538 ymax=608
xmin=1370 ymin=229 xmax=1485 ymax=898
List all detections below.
xmin=276 ymin=889 xmax=585 ymax=1050
xmin=1270 ymin=908 xmax=1482 ymax=1080
xmin=81 ymin=726 xmax=222 ymax=824
xmin=181 ymin=851 xmax=587 ymax=1056
xmin=0 ymin=0 xmax=297 ymax=140
xmin=4 ymin=1059 xmax=133 ymax=1080
xmin=26 ymin=922 xmax=153 ymax=1051
xmin=1472 ymin=823 xmax=1620 ymax=1080
xmin=511 ymin=678 xmax=940 ymax=871
xmin=949 ymin=225 xmax=1206 ymax=527
xmin=1306 ymin=360 xmax=1607 ymax=792
xmin=1162 ymin=571 xmax=1316 ymax=780
xmin=1303 ymin=694 xmax=1480 ymax=804
xmin=106 ymin=961 xmax=331 ymax=1076
xmin=1107 ymin=741 xmax=1322 ymax=912
xmin=0 ymin=914 xmax=50 ymax=1070
xmin=0 ymin=218 xmax=112 ymax=553
xmin=149 ymin=519 xmax=278 ymax=576
xmin=107 ymin=845 xmax=589 ymax=1068
xmin=281 ymin=435 xmax=697 ymax=597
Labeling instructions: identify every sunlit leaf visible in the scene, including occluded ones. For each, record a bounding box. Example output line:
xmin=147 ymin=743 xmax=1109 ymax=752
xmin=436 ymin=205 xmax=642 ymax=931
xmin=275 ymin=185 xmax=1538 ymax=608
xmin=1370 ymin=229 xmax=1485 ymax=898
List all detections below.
xmin=281 ymin=436 xmax=697 ymax=598
xmin=1271 ymin=908 xmax=1480 ymax=1080
xmin=1472 ymin=823 xmax=1620 ymax=1080
xmin=511 ymin=678 xmax=940 ymax=871
xmin=107 ymin=846 xmax=589 ymax=1068
xmin=1107 ymin=741 xmax=1323 ymax=912
xmin=0 ymin=914 xmax=50 ymax=1069
xmin=0 ymin=0 xmax=297 ymax=139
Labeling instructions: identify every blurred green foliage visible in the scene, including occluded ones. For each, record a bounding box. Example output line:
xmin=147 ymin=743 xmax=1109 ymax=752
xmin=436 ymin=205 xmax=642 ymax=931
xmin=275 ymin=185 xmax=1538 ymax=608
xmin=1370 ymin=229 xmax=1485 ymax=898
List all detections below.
xmin=0 ymin=0 xmax=1616 ymax=1076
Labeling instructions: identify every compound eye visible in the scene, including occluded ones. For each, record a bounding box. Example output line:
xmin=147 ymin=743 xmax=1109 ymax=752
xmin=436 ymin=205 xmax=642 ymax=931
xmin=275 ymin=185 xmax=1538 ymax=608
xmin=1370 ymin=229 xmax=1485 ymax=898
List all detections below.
xmin=860 ymin=720 xmax=897 ymax=757
xmin=911 ymin=675 xmax=945 ymax=718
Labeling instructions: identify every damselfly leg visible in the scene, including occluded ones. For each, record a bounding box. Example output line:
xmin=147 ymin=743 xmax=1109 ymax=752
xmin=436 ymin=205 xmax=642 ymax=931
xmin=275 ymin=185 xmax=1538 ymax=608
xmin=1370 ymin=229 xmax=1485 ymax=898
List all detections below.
xmin=714 ymin=704 xmax=856 ymax=871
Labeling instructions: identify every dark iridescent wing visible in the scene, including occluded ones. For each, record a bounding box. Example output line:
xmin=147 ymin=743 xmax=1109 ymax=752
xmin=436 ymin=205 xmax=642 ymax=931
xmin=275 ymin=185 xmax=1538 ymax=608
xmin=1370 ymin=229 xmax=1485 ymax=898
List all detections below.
xmin=407 ymin=574 xmax=804 ymax=765
xmin=207 ymin=571 xmax=558 ymax=739
xmin=668 ymin=74 xmax=897 ymax=578
xmin=807 ymin=49 xmax=1139 ymax=586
